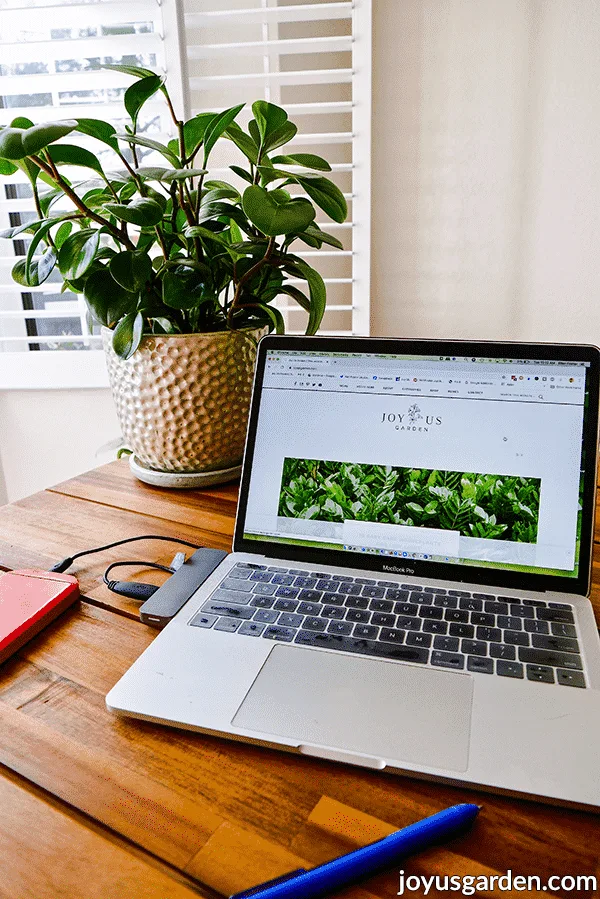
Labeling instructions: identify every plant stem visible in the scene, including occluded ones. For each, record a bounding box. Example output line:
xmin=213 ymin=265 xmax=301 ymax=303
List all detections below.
xmin=32 ymin=154 xmax=135 ymax=250
xmin=227 ymin=236 xmax=275 ymax=326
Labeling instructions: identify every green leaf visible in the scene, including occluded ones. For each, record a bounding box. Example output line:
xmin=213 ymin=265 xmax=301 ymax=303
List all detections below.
xmin=242 ymin=185 xmax=315 ymax=236
xmin=288 ymin=258 xmax=326 ymax=335
xmin=83 ymin=268 xmax=138 ymax=327
xmin=225 ymin=122 xmax=258 ymax=164
xmin=58 ymin=228 xmax=100 ymax=280
xmin=21 ymin=120 xmax=78 ymax=156
xmin=0 ymin=158 xmax=18 ymax=175
xmin=299 ymin=223 xmax=344 ymax=250
xmin=101 ymin=63 xmax=156 ymax=79
xmin=47 ymin=143 xmax=105 ymax=176
xmin=251 ymin=101 xmax=288 ymax=147
xmin=252 ymin=302 xmax=285 ymax=334
xmin=10 ymin=117 xmax=33 ymax=129
xmin=115 ymin=133 xmax=180 ymax=166
xmin=54 ymin=221 xmax=73 ymax=249
xmin=181 ymin=113 xmax=217 ymax=157
xmin=296 ymin=175 xmax=347 ymax=223
xmin=37 ymin=246 xmax=57 ymax=282
xmin=109 ymin=250 xmax=152 ymax=291
xmin=124 ymin=74 xmax=163 ymax=126
xmin=202 ymin=104 xmax=245 ymax=164
xmin=162 ymin=270 xmax=207 ymax=310
xmin=262 ymin=121 xmax=297 ymax=155
xmin=159 ymin=167 xmax=208 ymax=183
xmin=38 ymin=187 xmax=63 ymax=216
xmin=271 ymin=153 xmax=331 ymax=172
xmin=112 ymin=310 xmax=144 ymax=359
xmin=25 ymin=218 xmax=57 ymax=282
xmin=74 ymin=119 xmax=119 ymax=151
xmin=12 ymin=257 xmax=40 ymax=286
xmin=104 ymin=197 xmax=164 ymax=226
xmin=229 ymin=164 xmax=253 ymax=184
xmin=278 ymin=284 xmax=310 ymax=313
xmin=0 ymin=128 xmax=26 ymax=160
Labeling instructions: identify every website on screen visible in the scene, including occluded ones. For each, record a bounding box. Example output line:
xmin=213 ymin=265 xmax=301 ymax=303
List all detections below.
xmin=243 ymin=351 xmax=588 ymax=577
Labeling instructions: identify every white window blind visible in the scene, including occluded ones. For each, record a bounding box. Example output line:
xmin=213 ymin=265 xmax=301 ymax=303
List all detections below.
xmin=0 ymin=0 xmax=371 ymax=388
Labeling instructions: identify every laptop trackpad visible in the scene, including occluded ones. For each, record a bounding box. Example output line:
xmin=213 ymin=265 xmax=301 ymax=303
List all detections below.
xmin=232 ymin=646 xmax=473 ymax=772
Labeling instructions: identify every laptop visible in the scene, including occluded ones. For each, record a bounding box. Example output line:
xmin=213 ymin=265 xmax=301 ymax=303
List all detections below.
xmin=106 ymin=336 xmax=600 ymax=809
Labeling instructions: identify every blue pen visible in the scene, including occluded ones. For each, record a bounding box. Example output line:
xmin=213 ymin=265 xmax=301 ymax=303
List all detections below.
xmin=230 ymin=803 xmax=481 ymax=899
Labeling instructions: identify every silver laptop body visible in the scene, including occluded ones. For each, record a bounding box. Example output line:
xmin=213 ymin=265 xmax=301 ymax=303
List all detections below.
xmin=107 ymin=337 xmax=600 ymax=809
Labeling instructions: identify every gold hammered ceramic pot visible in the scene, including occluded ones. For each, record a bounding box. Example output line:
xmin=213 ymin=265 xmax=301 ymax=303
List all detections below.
xmin=102 ymin=326 xmax=265 ymax=486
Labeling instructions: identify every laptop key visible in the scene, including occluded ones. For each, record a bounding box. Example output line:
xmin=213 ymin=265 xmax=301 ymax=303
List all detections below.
xmin=537 ymin=608 xmax=575 ymax=623
xmin=406 ymin=631 xmax=432 ymax=648
xmin=238 ymin=621 xmax=266 ymax=636
xmin=263 ymin=626 xmax=294 ymax=642
xmin=275 ymin=586 xmax=299 ymax=599
xmin=272 ymin=574 xmax=295 ymax=586
xmin=298 ymin=589 xmax=323 ymax=602
xmin=239 ymin=563 xmax=266 ymax=570
xmin=431 ymin=651 xmax=464 ymax=670
xmin=355 ymin=578 xmax=376 ymax=585
xmin=549 ymin=602 xmax=572 ymax=610
xmin=459 ymin=597 xmax=483 ymax=612
xmin=370 ymin=598 xmax=393 ymax=612
xmin=395 ymin=616 xmax=421 ymax=631
xmin=253 ymin=609 xmax=279 ymax=623
xmin=467 ymin=656 xmax=493 ymax=674
xmin=303 ymin=616 xmax=326 ymax=632
xmin=362 ymin=586 xmax=385 ymax=598
xmin=448 ymin=623 xmax=474 ymax=638
xmin=341 ymin=583 xmax=362 ymax=596
xmin=526 ymin=665 xmax=554 ymax=684
xmin=267 ymin=567 xmax=288 ymax=573
xmin=293 ymin=630 xmax=429 ymax=664
xmin=321 ymin=605 xmax=345 ymax=620
xmin=277 ymin=613 xmax=303 ymax=629
xmin=523 ymin=599 xmax=545 ymax=607
xmin=250 ymin=595 xmax=274 ymax=609
xmin=550 ymin=622 xmax=577 ymax=638
xmin=250 ymin=571 xmax=273 ymax=583
xmin=190 ymin=612 xmax=217 ymax=628
xmin=316 ymin=580 xmax=338 ymax=592
xmin=498 ymin=615 xmax=522 ymax=630
xmin=227 ymin=568 xmax=252 ymax=580
xmin=434 ymin=595 xmax=458 ymax=609
xmin=422 ymin=620 xmax=448 ymax=635
xmin=433 ymin=636 xmax=459 ymax=652
xmin=504 ymin=630 xmax=529 ymax=646
xmin=509 ymin=605 xmax=534 ymax=619
xmin=322 ymin=592 xmax=344 ymax=606
xmin=379 ymin=628 xmax=405 ymax=645
xmin=371 ymin=612 xmax=396 ymax=627
xmin=274 ymin=598 xmax=298 ymax=612
xmin=294 ymin=577 xmax=318 ymax=589
xmin=353 ymin=624 xmax=379 ymax=640
xmin=378 ymin=580 xmax=399 ymax=588
xmin=419 ymin=606 xmax=444 ymax=620
xmin=471 ymin=612 xmax=495 ymax=626
xmin=333 ymin=574 xmax=354 ymax=581
xmin=448 ymin=590 xmax=470 ymax=597
xmin=394 ymin=603 xmax=420 ymax=616
xmin=345 ymin=596 xmax=369 ymax=609
xmin=214 ymin=617 xmax=241 ymax=632
xmin=484 ymin=601 xmax=509 ymax=615
xmin=524 ymin=619 xmax=550 ymax=634
xmin=251 ymin=583 xmax=277 ymax=596
xmin=297 ymin=601 xmax=322 ymax=615
xmin=328 ymin=621 xmax=353 ymax=636
xmin=221 ymin=578 xmax=254 ymax=593
xmin=445 ymin=609 xmax=469 ymax=623
xmin=556 ymin=669 xmax=586 ymax=688
xmin=346 ymin=608 xmax=371 ymax=623
xmin=476 ymin=626 xmax=502 ymax=642
xmin=518 ymin=648 xmax=583 ymax=670
xmin=211 ymin=589 xmax=252 ymax=606
xmin=203 ymin=602 xmax=255 ymax=619
xmin=386 ymin=588 xmax=410 ymax=601
xmin=496 ymin=660 xmax=524 ymax=679
xmin=472 ymin=593 xmax=494 ymax=600
xmin=490 ymin=643 xmax=516 ymax=660
xmin=532 ymin=634 xmax=580 ymax=653
xmin=409 ymin=592 xmax=432 ymax=605
xmin=461 ymin=639 xmax=487 ymax=656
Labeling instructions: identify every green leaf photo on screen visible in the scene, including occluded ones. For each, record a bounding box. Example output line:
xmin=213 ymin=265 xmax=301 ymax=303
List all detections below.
xmin=278 ymin=459 xmax=542 ymax=543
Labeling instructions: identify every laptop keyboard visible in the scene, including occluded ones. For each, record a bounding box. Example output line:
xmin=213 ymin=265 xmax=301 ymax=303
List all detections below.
xmin=189 ymin=563 xmax=587 ymax=688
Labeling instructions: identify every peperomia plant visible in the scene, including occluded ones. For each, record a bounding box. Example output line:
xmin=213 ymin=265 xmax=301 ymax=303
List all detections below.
xmin=0 ymin=65 xmax=347 ymax=358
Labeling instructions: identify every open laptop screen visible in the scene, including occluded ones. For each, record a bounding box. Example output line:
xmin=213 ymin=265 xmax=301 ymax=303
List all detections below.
xmin=237 ymin=339 xmax=598 ymax=594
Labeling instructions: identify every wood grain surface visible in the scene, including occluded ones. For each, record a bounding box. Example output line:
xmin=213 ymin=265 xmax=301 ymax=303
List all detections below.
xmin=0 ymin=459 xmax=598 ymax=898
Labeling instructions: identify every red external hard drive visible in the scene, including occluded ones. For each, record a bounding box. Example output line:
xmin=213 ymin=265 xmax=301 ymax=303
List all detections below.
xmin=0 ymin=569 xmax=79 ymax=665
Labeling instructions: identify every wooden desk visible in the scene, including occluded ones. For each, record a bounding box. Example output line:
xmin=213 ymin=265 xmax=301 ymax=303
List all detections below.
xmin=0 ymin=459 xmax=598 ymax=898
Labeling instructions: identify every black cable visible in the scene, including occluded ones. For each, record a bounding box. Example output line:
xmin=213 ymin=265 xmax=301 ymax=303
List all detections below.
xmin=103 ymin=560 xmax=177 ymax=585
xmin=49 ymin=535 xmax=202 ymax=574
xmin=103 ymin=559 xmax=179 ymax=601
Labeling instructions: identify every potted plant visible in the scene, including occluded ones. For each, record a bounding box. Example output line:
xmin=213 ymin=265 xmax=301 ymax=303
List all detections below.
xmin=0 ymin=65 xmax=347 ymax=486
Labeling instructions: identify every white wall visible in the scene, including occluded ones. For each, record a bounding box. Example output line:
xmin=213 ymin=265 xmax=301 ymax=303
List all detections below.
xmin=0 ymin=389 xmax=119 ymax=503
xmin=371 ymin=0 xmax=600 ymax=343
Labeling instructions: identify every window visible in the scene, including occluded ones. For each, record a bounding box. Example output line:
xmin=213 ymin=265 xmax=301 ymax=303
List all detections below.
xmin=0 ymin=0 xmax=371 ymax=387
